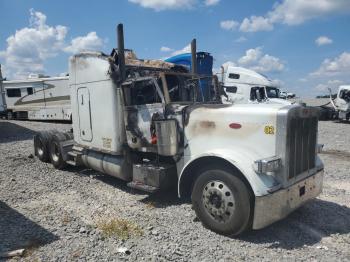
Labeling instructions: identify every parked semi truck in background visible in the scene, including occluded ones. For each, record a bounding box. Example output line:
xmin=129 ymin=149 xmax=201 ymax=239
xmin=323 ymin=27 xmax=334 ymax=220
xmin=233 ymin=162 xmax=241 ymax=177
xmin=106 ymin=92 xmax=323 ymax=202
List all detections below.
xmin=164 ymin=51 xmax=294 ymax=106
xmin=219 ymin=65 xmax=292 ymax=105
xmin=34 ymin=24 xmax=324 ymax=236
xmin=165 ymin=51 xmax=213 ymax=101
xmin=330 ymin=85 xmax=350 ymax=121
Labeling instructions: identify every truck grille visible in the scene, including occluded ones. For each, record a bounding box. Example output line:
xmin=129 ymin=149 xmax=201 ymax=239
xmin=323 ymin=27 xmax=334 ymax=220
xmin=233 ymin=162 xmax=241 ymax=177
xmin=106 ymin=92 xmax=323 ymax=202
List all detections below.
xmin=287 ymin=116 xmax=317 ymax=179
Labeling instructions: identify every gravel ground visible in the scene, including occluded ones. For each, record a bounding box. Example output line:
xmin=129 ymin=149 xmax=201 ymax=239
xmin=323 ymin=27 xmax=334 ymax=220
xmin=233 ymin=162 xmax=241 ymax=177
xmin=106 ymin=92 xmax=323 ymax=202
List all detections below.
xmin=0 ymin=119 xmax=349 ymax=261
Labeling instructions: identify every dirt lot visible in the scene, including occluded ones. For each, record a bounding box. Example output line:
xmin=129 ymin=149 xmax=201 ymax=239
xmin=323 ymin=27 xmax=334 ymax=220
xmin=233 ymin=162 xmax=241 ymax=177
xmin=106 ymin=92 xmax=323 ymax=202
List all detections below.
xmin=0 ymin=119 xmax=349 ymax=261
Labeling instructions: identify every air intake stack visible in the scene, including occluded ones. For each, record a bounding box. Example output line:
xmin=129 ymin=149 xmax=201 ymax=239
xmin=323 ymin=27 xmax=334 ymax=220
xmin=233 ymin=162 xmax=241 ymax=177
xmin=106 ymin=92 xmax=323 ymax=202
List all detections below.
xmin=117 ymin=23 xmax=126 ymax=82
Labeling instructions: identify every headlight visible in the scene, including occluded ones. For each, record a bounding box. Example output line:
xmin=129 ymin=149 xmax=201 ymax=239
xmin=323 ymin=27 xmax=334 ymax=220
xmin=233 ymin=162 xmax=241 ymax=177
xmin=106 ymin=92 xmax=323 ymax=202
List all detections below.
xmin=254 ymin=156 xmax=281 ymax=174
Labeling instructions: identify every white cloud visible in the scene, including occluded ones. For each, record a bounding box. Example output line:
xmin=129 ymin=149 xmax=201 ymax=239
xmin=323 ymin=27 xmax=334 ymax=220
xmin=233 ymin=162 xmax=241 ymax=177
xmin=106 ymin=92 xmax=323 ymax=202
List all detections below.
xmin=314 ymin=83 xmax=328 ymax=92
xmin=234 ymin=36 xmax=247 ymax=43
xmin=0 ymin=9 xmax=104 ymax=79
xmin=171 ymin=44 xmax=191 ymax=56
xmin=237 ymin=47 xmax=285 ymax=73
xmin=0 ymin=9 xmax=67 ymax=79
xmin=160 ymin=46 xmax=174 ymax=52
xmin=64 ymin=32 xmax=103 ymax=53
xmin=314 ymin=79 xmax=344 ymax=92
xmin=268 ymin=0 xmax=350 ymax=25
xmin=220 ymin=48 xmax=284 ymax=74
xmin=205 ymin=0 xmax=220 ymax=6
xmin=315 ymin=36 xmax=333 ymax=46
xmin=220 ymin=20 xmax=239 ymax=31
xmin=128 ymin=0 xmax=196 ymax=11
xmin=239 ymin=16 xmax=274 ymax=32
xmin=311 ymin=52 xmax=350 ymax=77
xmin=222 ymin=61 xmax=236 ymax=69
xmin=236 ymin=0 xmax=350 ymax=33
xmin=238 ymin=48 xmax=263 ymax=65
xmin=271 ymin=79 xmax=284 ymax=88
xmin=258 ymin=54 xmax=285 ymax=72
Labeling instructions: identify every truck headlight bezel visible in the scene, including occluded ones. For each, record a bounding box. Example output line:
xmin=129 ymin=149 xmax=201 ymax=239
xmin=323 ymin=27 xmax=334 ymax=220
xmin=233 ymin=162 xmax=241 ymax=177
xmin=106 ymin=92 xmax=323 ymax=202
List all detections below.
xmin=254 ymin=156 xmax=282 ymax=174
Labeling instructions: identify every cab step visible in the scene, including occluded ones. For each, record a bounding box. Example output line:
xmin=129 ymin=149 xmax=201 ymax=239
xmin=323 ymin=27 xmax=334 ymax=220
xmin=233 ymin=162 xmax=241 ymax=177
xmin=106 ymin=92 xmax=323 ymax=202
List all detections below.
xmin=127 ymin=181 xmax=159 ymax=193
xmin=65 ymin=147 xmax=84 ymax=167
xmin=68 ymin=151 xmax=78 ymax=157
xmin=72 ymin=145 xmax=84 ymax=152
xmin=66 ymin=160 xmax=77 ymax=166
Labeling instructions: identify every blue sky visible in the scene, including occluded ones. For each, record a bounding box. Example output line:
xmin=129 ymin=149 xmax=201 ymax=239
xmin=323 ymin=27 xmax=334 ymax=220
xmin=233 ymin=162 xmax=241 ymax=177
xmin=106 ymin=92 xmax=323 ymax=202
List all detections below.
xmin=0 ymin=0 xmax=350 ymax=97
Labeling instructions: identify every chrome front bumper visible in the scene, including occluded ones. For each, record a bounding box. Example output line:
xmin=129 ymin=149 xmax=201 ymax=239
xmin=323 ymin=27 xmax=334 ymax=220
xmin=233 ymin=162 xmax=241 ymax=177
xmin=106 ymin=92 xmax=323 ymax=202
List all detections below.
xmin=252 ymin=169 xmax=324 ymax=230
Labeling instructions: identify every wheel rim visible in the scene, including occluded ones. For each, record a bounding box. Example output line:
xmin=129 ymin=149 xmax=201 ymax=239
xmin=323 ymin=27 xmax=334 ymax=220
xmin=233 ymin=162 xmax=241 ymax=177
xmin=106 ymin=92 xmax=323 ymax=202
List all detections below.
xmin=51 ymin=142 xmax=60 ymax=162
xmin=202 ymin=180 xmax=235 ymax=223
xmin=37 ymin=139 xmax=44 ymax=157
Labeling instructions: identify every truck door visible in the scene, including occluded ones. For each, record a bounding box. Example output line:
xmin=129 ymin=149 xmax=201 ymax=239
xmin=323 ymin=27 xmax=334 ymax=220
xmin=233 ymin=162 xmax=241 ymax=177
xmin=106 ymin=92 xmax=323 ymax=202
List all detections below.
xmin=77 ymin=87 xmax=93 ymax=141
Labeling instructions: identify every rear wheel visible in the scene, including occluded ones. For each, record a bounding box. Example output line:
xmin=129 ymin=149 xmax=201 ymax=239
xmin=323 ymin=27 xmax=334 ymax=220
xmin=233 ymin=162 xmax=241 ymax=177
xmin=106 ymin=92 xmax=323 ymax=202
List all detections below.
xmin=34 ymin=131 xmax=51 ymax=162
xmin=191 ymin=167 xmax=252 ymax=236
xmin=49 ymin=133 xmax=67 ymax=169
xmin=63 ymin=132 xmax=74 ymax=141
xmin=7 ymin=111 xmax=13 ymax=120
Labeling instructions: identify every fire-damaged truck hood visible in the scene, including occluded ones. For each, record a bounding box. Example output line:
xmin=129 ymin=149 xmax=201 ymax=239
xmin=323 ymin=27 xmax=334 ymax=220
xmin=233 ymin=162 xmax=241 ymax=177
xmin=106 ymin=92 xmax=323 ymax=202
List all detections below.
xmin=183 ymin=103 xmax=285 ymax=159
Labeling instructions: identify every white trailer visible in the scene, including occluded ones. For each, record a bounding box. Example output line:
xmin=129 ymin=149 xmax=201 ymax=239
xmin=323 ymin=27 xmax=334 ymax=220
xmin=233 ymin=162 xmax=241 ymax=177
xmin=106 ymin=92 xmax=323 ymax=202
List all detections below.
xmin=219 ymin=66 xmax=291 ymax=105
xmin=33 ymin=24 xmax=324 ymax=236
xmin=2 ymin=74 xmax=71 ymax=121
xmin=329 ymin=85 xmax=350 ymax=121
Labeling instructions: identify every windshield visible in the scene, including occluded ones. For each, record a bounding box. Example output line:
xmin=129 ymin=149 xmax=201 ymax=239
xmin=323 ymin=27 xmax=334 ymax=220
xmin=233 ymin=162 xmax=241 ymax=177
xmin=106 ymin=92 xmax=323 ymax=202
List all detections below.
xmin=163 ymin=74 xmax=220 ymax=103
xmin=339 ymin=89 xmax=350 ymax=102
xmin=265 ymin=86 xmax=280 ymax=98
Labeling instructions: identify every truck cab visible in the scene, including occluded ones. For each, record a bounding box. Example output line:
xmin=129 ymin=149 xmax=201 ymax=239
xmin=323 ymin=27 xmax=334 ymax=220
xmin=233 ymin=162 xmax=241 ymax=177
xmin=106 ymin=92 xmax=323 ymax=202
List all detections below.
xmin=335 ymin=85 xmax=350 ymax=120
xmin=220 ymin=66 xmax=291 ymax=105
xmin=34 ymin=25 xmax=324 ymax=236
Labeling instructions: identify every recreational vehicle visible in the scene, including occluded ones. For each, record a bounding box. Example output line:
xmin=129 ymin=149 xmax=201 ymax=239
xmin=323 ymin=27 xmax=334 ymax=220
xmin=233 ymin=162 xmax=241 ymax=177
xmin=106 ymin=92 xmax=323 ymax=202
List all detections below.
xmin=2 ymin=74 xmax=71 ymax=121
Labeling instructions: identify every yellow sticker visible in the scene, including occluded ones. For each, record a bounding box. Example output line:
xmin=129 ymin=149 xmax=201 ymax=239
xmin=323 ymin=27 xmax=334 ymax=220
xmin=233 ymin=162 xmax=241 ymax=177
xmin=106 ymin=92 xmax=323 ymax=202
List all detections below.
xmin=264 ymin=125 xmax=275 ymax=135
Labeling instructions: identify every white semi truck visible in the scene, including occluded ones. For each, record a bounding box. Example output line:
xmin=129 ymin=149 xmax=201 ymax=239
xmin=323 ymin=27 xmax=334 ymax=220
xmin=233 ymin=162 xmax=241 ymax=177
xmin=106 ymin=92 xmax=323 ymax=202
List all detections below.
xmin=34 ymin=24 xmax=324 ymax=236
xmin=219 ymin=65 xmax=292 ymax=105
xmin=330 ymin=85 xmax=350 ymax=121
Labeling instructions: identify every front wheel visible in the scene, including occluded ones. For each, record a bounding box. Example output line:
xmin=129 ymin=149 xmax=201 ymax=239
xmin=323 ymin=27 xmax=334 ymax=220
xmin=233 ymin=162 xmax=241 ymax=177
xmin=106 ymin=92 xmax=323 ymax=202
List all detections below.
xmin=191 ymin=167 xmax=252 ymax=236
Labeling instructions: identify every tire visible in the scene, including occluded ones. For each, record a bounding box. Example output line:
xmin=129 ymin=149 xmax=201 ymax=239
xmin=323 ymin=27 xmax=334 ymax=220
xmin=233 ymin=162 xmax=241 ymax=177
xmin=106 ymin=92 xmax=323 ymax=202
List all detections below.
xmin=63 ymin=132 xmax=74 ymax=141
xmin=7 ymin=111 xmax=13 ymax=120
xmin=34 ymin=131 xmax=51 ymax=162
xmin=49 ymin=133 xmax=67 ymax=169
xmin=191 ymin=167 xmax=252 ymax=236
